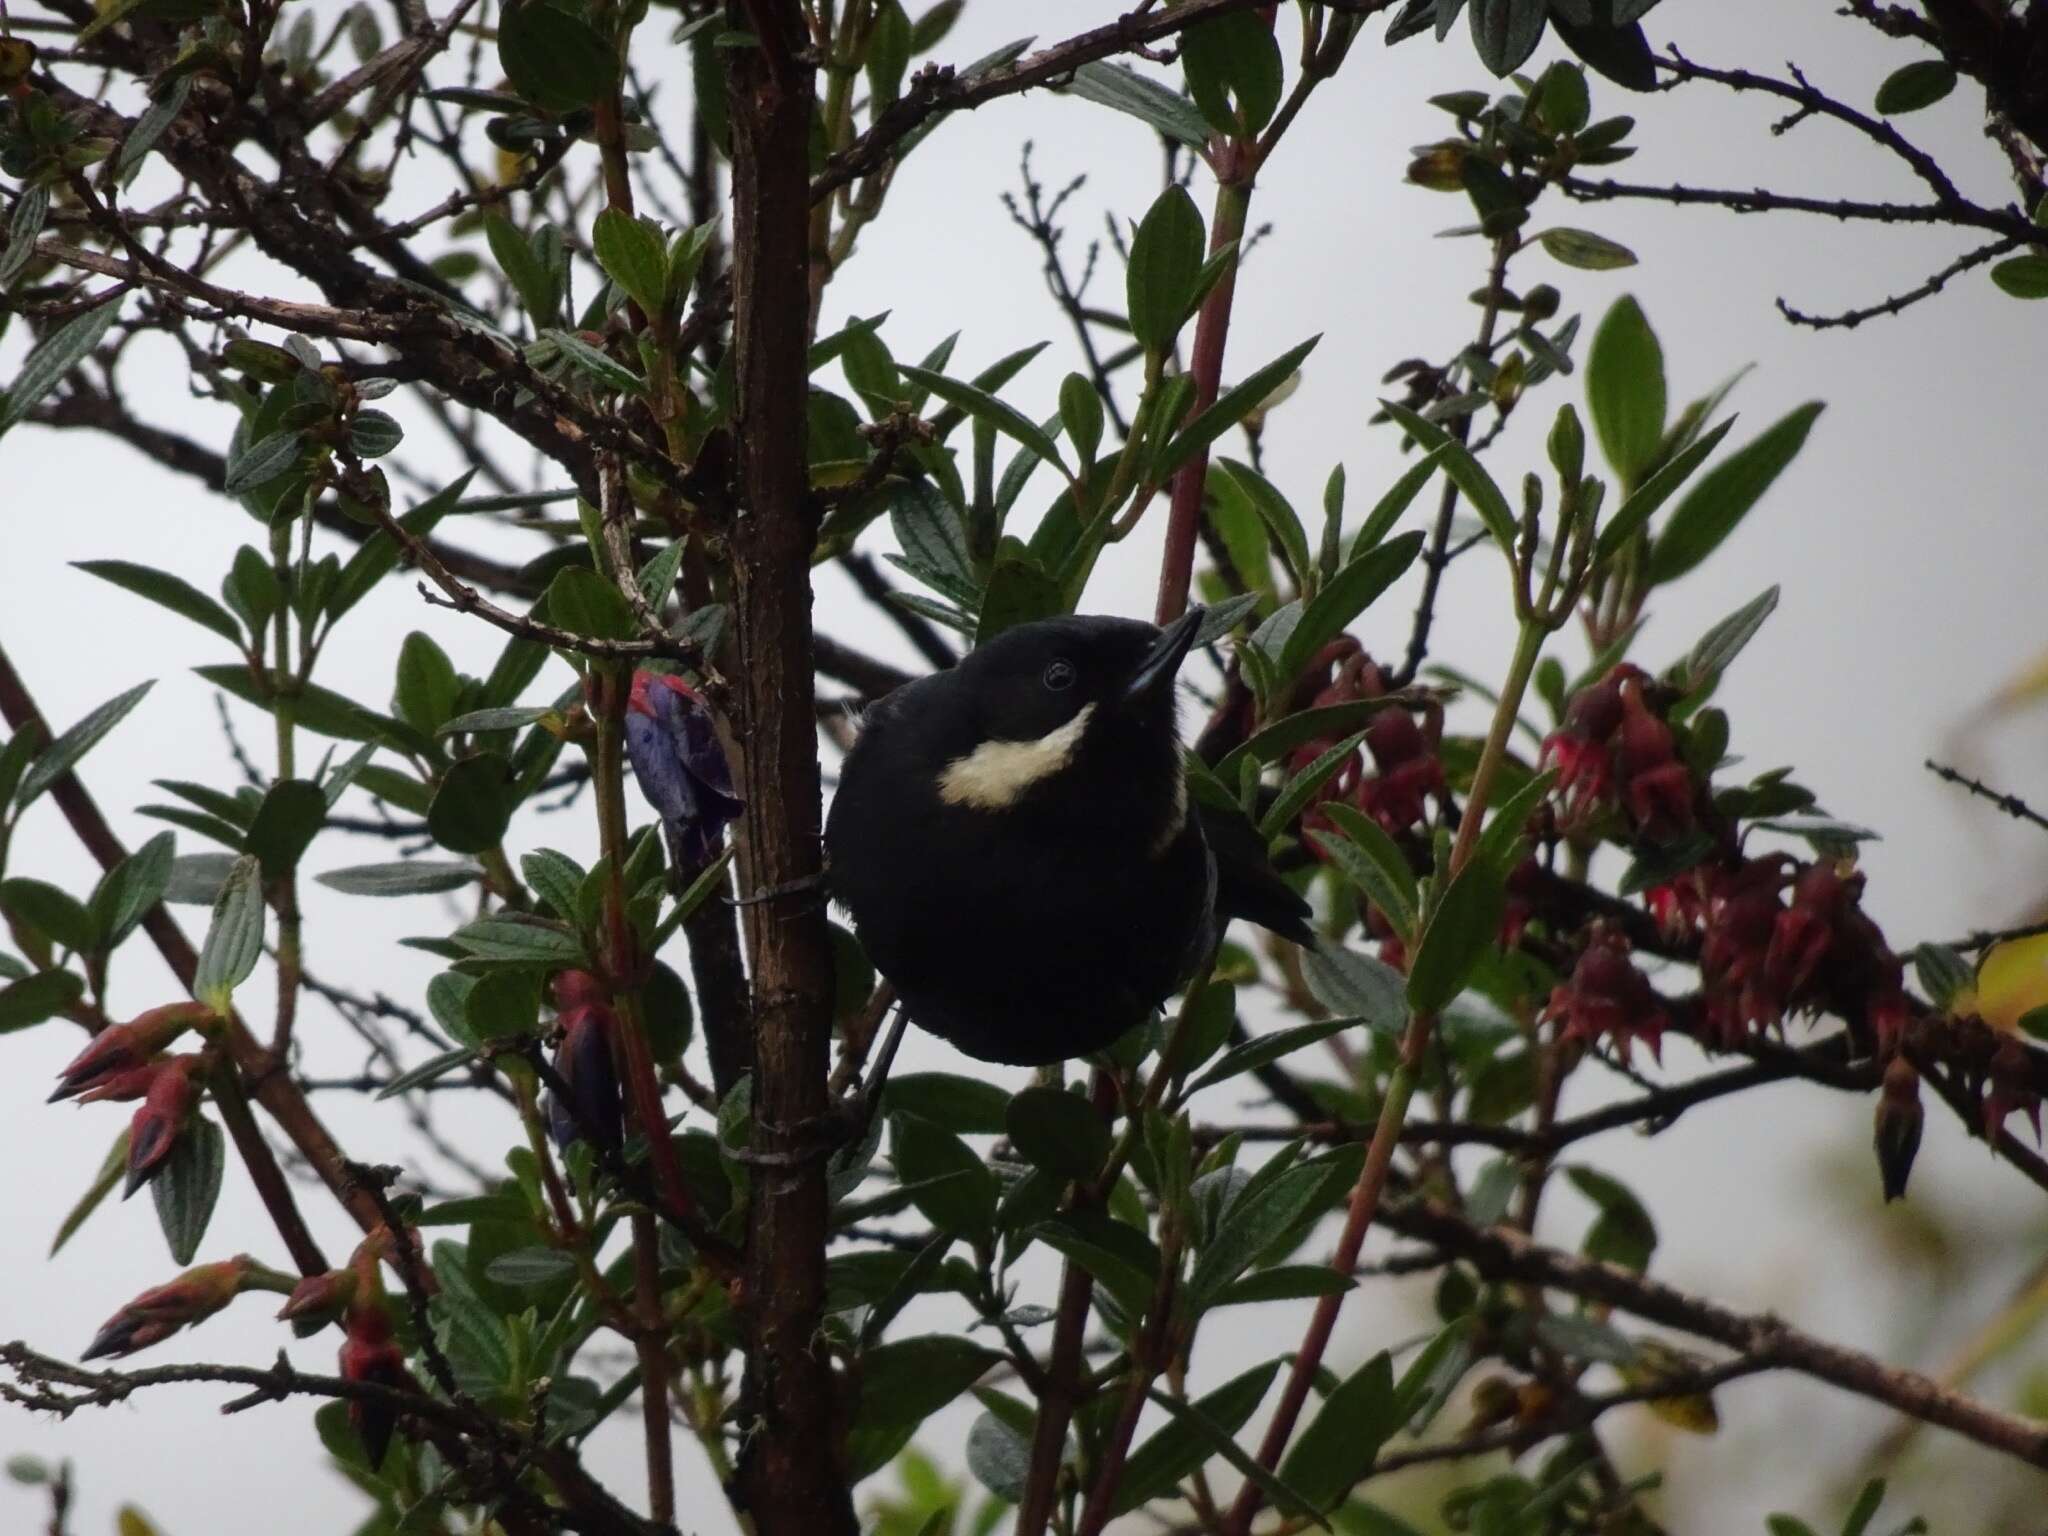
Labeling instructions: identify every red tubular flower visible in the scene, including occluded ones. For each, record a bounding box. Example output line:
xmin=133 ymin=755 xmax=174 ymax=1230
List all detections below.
xmin=1644 ymin=872 xmax=1709 ymax=945
xmin=546 ymin=970 xmax=623 ymax=1153
xmin=1766 ymin=862 xmax=1857 ymax=1002
xmin=339 ymin=1301 xmax=409 ymax=1470
xmin=1541 ymin=667 xmax=1631 ymax=825
xmin=1614 ymin=676 xmax=1693 ymax=840
xmin=1699 ymin=858 xmax=1788 ymax=1045
xmin=50 ymin=1001 xmax=212 ymax=1103
xmin=1542 ymin=926 xmax=1668 ymax=1062
xmin=624 ymin=671 xmax=744 ymax=874
xmin=1353 ymin=706 xmax=1445 ymax=835
xmin=123 ymin=1054 xmax=203 ymax=1197
xmin=1873 ymin=1056 xmax=1923 ymax=1202
xmin=82 ymin=1255 xmax=253 ymax=1360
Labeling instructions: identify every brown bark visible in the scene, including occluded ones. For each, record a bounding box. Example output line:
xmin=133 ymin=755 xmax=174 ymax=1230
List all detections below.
xmin=724 ymin=4 xmax=856 ymax=1531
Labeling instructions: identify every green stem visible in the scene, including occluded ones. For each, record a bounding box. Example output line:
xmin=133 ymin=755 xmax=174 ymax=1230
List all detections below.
xmin=1225 ymin=615 xmax=1553 ymax=1536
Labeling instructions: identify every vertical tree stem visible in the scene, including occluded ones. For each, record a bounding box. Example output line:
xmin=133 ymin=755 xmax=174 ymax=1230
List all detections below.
xmin=725 ymin=3 xmax=854 ymax=1530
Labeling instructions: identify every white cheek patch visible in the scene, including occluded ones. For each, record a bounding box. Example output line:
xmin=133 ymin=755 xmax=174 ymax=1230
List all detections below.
xmin=1149 ymin=767 xmax=1189 ymax=857
xmin=938 ymin=704 xmax=1095 ymax=810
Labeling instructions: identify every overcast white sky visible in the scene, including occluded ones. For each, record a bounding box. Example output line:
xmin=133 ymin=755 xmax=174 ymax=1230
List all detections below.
xmin=5 ymin=2 xmax=2048 ymax=1532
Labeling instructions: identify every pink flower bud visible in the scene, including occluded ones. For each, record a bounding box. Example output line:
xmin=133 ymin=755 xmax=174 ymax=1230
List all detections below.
xmin=123 ymin=1055 xmax=203 ymax=1198
xmin=1873 ymin=1056 xmax=1923 ymax=1202
xmin=82 ymin=1255 xmax=254 ymax=1360
xmin=50 ymin=1001 xmax=212 ymax=1103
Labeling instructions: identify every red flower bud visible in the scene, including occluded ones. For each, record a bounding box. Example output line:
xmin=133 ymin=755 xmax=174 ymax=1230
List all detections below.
xmin=123 ymin=1055 xmax=203 ymax=1197
xmin=1873 ymin=1056 xmax=1923 ymax=1202
xmin=340 ymin=1301 xmax=410 ymax=1470
xmin=51 ymin=1001 xmax=212 ymax=1103
xmin=82 ymin=1255 xmax=254 ymax=1360
xmin=278 ymin=1267 xmax=358 ymax=1336
xmin=1615 ymin=678 xmax=1693 ymax=839
xmin=1982 ymin=1037 xmax=2043 ymax=1145
xmin=547 ymin=976 xmax=623 ymax=1153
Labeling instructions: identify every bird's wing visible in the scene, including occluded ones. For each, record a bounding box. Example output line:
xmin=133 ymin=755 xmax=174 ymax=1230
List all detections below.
xmin=1196 ymin=797 xmax=1316 ymax=947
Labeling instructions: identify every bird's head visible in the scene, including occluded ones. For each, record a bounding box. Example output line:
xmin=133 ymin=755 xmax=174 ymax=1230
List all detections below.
xmin=932 ymin=607 xmax=1203 ymax=827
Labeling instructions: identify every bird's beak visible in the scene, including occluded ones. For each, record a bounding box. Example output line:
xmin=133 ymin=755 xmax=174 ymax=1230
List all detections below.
xmin=1119 ymin=606 xmax=1205 ymax=712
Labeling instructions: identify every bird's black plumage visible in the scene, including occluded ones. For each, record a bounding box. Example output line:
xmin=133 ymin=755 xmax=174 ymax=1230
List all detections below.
xmin=824 ymin=609 xmax=1312 ymax=1065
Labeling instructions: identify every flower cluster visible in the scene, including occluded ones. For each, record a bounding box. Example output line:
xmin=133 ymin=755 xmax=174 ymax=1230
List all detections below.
xmin=1542 ymin=924 xmax=1669 ymax=1062
xmin=1542 ymin=665 xmax=1693 ymax=839
xmin=1283 ymin=645 xmax=1447 ymax=847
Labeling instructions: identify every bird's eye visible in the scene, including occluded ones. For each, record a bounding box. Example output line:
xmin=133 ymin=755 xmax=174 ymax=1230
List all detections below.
xmin=1042 ymin=659 xmax=1076 ymax=691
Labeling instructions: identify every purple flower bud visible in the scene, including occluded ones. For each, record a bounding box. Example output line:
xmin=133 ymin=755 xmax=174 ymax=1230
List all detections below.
xmin=625 ymin=672 xmax=743 ymax=874
xmin=546 ymin=972 xmax=623 ymax=1153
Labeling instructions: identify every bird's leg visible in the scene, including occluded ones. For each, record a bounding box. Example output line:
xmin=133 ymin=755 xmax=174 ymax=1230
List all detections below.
xmin=836 ymin=1004 xmax=909 ymax=1144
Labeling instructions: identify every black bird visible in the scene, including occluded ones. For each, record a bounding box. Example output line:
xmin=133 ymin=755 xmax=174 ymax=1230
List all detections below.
xmin=825 ymin=608 xmax=1314 ymax=1066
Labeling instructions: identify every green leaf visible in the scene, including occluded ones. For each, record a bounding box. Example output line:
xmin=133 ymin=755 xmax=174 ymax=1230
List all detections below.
xmin=1279 ymin=532 xmax=1424 ymax=685
xmin=395 ymin=632 xmax=461 ymax=735
xmin=1127 ymin=186 xmax=1207 ymax=356
xmin=1113 ymin=1360 xmax=1281 ymax=1514
xmin=0 ymin=968 xmax=84 ymax=1034
xmin=975 ymin=554 xmax=1066 ymax=645
xmin=1026 ymin=1211 xmax=1160 ymax=1317
xmin=485 ymin=1247 xmax=579 ymax=1289
xmin=889 ymin=480 xmax=974 ymax=591
xmin=890 ymin=1114 xmax=996 ymax=1238
xmin=451 ymin=913 xmax=583 ymax=966
xmin=1159 ymin=338 xmax=1320 ymax=477
xmin=1475 ymin=766 xmax=1558 ymax=874
xmin=1060 ymin=61 xmax=1212 ymax=151
xmin=1841 ymin=1480 xmax=1887 ymax=1536
xmin=1280 ymin=1352 xmax=1400 ymax=1511
xmin=75 ymin=561 xmax=243 ymax=647
xmin=846 ymin=1336 xmax=1001 ymax=1480
xmin=441 ymin=706 xmax=552 ymax=738
xmin=521 ymin=848 xmax=586 ymax=923
xmin=0 ymin=298 xmax=121 ymax=434
xmin=87 ymin=830 xmax=174 ymax=952
xmin=1186 ymin=1016 xmax=1366 ymax=1097
xmin=1315 ymin=802 xmax=1419 ymax=940
xmin=1406 ymin=858 xmax=1508 ymax=1015
xmin=222 ymin=430 xmax=306 ymax=496
xmin=965 ymin=1405 xmax=1033 ymax=1503
xmin=194 ymin=855 xmax=263 ymax=1014
xmin=1301 ymin=945 xmax=1408 ymax=1031
xmin=899 ymin=364 xmax=1071 ymax=481
xmin=164 ymin=854 xmax=236 ymax=906
xmin=1466 ymin=1155 xmax=1520 ymax=1226
xmin=592 ymin=208 xmax=668 ymax=318
xmin=1190 ymin=1162 xmax=1330 ymax=1305
xmin=1350 ymin=447 xmax=1447 ymax=561
xmin=377 ymin=1046 xmax=478 ymax=1099
xmin=245 ymin=780 xmax=326 ymax=878
xmin=1586 ymin=295 xmax=1665 ymax=487
xmin=1535 ymin=1309 xmax=1636 ymax=1364
xmin=1205 ymin=1265 xmax=1354 ymax=1307
xmin=1376 ymin=399 xmax=1515 ymax=556
xmin=1565 ymin=1164 xmax=1657 ymax=1272
xmin=0 ymin=879 xmax=95 ymax=954
xmin=1259 ymin=730 xmax=1370 ymax=841
xmin=1213 ymin=700 xmax=1401 ymax=781
xmin=348 ymin=410 xmax=402 ymax=459
xmin=1765 ymin=1518 xmax=1821 ymax=1536
xmin=1873 ymin=60 xmax=1956 ymax=115
xmin=1142 ymin=1382 xmax=1328 ymax=1526
xmin=1468 ymin=0 xmax=1548 ymax=74
xmin=884 ymin=1072 xmax=1012 ymax=1135
xmin=196 ymin=665 xmax=402 ymax=746
xmin=1680 ymin=585 xmax=1779 ymax=691
xmin=485 ymin=215 xmax=560 ymax=326
xmin=1990 ymin=255 xmax=2048 ymax=300
xmin=429 ymin=753 xmax=514 ymax=855
xmin=1594 ymin=418 xmax=1734 ymax=561
xmin=498 ymin=0 xmax=618 ymax=113
xmin=152 ymin=1114 xmax=225 ymax=1265
xmin=1218 ymin=459 xmax=1312 ymax=592
xmin=51 ymin=1127 xmax=128 ymax=1255
xmin=16 ymin=680 xmax=153 ymax=809
xmin=1909 ymin=944 xmax=1972 ymax=1012
xmin=1648 ymin=402 xmax=1824 ymax=584
xmin=316 ymin=861 xmax=481 ymax=896
xmin=546 ymin=566 xmax=637 ymax=643
xmin=1005 ymin=1087 xmax=1110 ymax=1182
xmin=1181 ymin=12 xmax=1284 ymax=135
xmin=541 ymin=329 xmax=647 ymax=396
xmin=1536 ymin=227 xmax=1637 ymax=270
